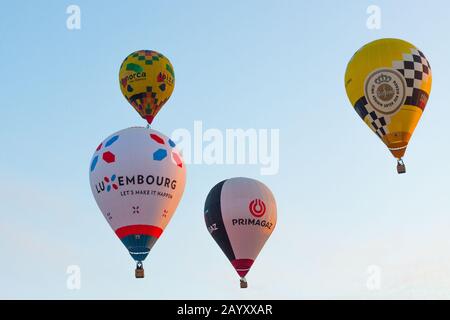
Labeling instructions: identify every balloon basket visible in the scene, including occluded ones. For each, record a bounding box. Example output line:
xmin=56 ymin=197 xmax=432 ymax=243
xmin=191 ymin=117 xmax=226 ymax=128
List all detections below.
xmin=240 ymin=277 xmax=248 ymax=289
xmin=135 ymin=262 xmax=144 ymax=279
xmin=397 ymin=159 xmax=406 ymax=174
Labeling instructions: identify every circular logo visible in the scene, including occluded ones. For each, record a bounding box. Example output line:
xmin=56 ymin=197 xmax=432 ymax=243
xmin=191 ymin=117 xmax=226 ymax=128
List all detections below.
xmin=364 ymin=68 xmax=406 ymax=115
xmin=249 ymin=199 xmax=266 ymax=218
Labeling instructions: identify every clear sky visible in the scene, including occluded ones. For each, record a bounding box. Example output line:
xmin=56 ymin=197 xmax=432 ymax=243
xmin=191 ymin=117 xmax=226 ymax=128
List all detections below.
xmin=1 ymin=0 xmax=450 ymax=299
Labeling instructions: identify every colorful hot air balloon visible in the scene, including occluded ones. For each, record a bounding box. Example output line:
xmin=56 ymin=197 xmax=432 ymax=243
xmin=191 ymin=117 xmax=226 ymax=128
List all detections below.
xmin=89 ymin=127 xmax=186 ymax=278
xmin=345 ymin=38 xmax=432 ymax=173
xmin=119 ymin=50 xmax=175 ymax=125
xmin=204 ymin=177 xmax=277 ymax=288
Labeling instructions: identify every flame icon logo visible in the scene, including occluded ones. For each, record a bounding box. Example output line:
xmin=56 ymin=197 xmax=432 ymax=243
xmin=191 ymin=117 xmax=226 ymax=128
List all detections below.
xmin=249 ymin=199 xmax=266 ymax=218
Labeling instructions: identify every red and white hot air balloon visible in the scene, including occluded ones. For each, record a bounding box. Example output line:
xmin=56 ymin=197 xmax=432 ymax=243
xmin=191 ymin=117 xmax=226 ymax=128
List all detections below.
xmin=204 ymin=177 xmax=277 ymax=288
xmin=89 ymin=126 xmax=186 ymax=278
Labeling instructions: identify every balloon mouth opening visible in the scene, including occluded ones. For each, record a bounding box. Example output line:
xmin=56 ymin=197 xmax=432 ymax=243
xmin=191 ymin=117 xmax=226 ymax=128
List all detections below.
xmin=128 ymin=247 xmax=150 ymax=261
xmin=145 ymin=115 xmax=154 ymax=125
xmin=231 ymin=259 xmax=254 ymax=277
xmin=388 ymin=144 xmax=408 ymax=159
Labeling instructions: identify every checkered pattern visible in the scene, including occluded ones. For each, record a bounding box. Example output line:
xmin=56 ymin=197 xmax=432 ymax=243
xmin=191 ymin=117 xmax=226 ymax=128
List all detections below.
xmin=354 ymin=96 xmax=389 ymax=138
xmin=132 ymin=50 xmax=163 ymax=65
xmin=392 ymin=48 xmax=431 ymax=108
xmin=128 ymin=86 xmax=170 ymax=116
xmin=368 ymin=110 xmax=387 ymax=138
xmin=354 ymin=48 xmax=431 ymax=138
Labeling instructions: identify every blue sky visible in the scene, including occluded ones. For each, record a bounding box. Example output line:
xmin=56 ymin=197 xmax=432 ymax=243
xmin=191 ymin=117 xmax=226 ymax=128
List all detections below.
xmin=1 ymin=0 xmax=450 ymax=299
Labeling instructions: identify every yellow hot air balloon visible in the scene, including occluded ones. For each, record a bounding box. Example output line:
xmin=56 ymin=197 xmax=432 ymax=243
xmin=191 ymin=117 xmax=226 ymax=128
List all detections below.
xmin=345 ymin=38 xmax=432 ymax=173
xmin=119 ymin=50 xmax=175 ymax=125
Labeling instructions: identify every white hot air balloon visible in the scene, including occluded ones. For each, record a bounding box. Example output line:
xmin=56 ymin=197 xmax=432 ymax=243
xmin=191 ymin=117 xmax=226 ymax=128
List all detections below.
xmin=89 ymin=127 xmax=186 ymax=278
xmin=204 ymin=177 xmax=277 ymax=288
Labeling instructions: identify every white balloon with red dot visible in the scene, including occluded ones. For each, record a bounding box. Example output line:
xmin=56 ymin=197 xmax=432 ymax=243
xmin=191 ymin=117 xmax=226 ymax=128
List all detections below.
xmin=89 ymin=127 xmax=186 ymax=263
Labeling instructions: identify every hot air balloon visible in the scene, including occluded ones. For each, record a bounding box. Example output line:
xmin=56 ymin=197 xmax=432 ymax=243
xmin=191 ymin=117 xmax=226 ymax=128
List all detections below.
xmin=89 ymin=127 xmax=186 ymax=278
xmin=204 ymin=177 xmax=277 ymax=288
xmin=119 ymin=50 xmax=175 ymax=125
xmin=344 ymin=38 xmax=432 ymax=173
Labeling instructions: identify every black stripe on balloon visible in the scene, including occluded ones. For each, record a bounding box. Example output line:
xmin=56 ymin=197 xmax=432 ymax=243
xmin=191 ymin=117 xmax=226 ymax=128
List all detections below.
xmin=204 ymin=180 xmax=236 ymax=262
xmin=354 ymin=96 xmax=369 ymax=120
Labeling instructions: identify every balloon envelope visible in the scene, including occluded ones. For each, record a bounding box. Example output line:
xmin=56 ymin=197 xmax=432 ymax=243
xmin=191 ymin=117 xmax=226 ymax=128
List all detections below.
xmin=89 ymin=127 xmax=185 ymax=265
xmin=204 ymin=177 xmax=277 ymax=285
xmin=345 ymin=38 xmax=432 ymax=162
xmin=119 ymin=50 xmax=175 ymax=124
